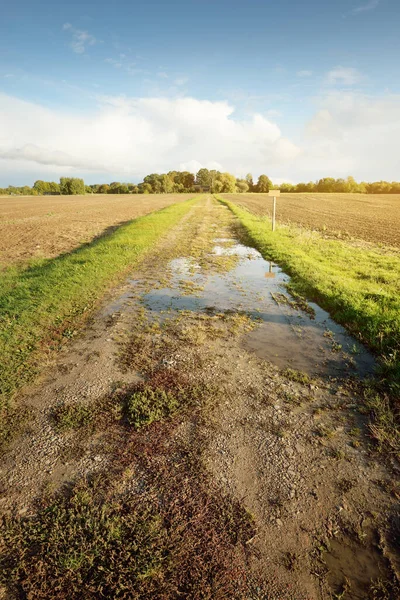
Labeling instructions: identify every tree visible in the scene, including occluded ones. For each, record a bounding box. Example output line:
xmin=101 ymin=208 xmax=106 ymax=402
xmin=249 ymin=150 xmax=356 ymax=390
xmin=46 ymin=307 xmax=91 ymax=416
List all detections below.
xmin=279 ymin=183 xmax=295 ymax=192
xmin=256 ymin=174 xmax=272 ymax=193
xmin=196 ymin=168 xmax=211 ymax=187
xmin=60 ymin=177 xmax=85 ymax=195
xmin=213 ymin=180 xmax=223 ymax=193
xmin=160 ymin=174 xmax=173 ymax=193
xmin=140 ymin=183 xmax=153 ymax=194
xmin=245 ymin=173 xmax=254 ymax=191
xmin=215 ymin=172 xmax=236 ymax=193
xmin=33 ymin=180 xmax=50 ymax=195
xmin=235 ymin=180 xmax=249 ymax=193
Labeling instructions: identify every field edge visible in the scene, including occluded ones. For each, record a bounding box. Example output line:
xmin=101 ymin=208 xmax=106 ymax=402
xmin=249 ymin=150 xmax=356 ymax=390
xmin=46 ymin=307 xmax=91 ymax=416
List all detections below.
xmin=0 ymin=197 xmax=200 ymax=422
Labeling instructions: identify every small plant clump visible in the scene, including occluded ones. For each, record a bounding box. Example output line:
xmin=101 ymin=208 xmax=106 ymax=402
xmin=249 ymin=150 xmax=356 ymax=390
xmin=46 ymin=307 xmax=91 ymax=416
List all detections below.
xmin=53 ymin=402 xmax=93 ymax=430
xmin=282 ymin=368 xmax=312 ymax=386
xmin=124 ymin=387 xmax=179 ymax=429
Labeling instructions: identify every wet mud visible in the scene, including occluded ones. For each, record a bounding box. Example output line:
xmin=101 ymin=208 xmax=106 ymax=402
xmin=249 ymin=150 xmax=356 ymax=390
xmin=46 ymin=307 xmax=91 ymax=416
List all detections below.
xmin=143 ymin=236 xmax=375 ymax=379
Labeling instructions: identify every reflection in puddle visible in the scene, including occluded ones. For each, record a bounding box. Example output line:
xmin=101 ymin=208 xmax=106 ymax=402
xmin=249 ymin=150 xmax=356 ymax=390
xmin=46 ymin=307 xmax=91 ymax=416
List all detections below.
xmin=95 ymin=235 xmax=377 ymax=379
xmin=142 ymin=239 xmax=375 ymax=379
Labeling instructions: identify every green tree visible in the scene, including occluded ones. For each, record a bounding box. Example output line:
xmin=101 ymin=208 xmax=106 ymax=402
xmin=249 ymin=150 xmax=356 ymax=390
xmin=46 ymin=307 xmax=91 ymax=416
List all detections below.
xmin=235 ymin=180 xmax=249 ymax=193
xmin=196 ymin=168 xmax=211 ymax=187
xmin=160 ymin=174 xmax=173 ymax=193
xmin=256 ymin=174 xmax=272 ymax=193
xmin=60 ymin=177 xmax=85 ymax=195
xmin=245 ymin=173 xmax=254 ymax=191
xmin=33 ymin=180 xmax=50 ymax=195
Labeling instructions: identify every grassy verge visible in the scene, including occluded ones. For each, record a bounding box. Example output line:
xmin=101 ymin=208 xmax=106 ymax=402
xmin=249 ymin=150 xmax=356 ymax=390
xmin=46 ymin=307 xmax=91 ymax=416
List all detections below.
xmin=217 ymin=197 xmax=400 ymax=452
xmin=0 ymin=197 xmax=198 ymax=412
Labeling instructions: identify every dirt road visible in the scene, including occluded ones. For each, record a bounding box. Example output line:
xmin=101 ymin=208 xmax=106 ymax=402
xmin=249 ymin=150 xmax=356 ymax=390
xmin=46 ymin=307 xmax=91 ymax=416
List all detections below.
xmin=1 ymin=197 xmax=398 ymax=599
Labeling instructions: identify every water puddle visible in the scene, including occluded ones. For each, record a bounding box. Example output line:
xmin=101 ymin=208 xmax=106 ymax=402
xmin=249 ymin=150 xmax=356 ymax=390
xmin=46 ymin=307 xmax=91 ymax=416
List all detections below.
xmin=324 ymin=536 xmax=393 ymax=598
xmin=142 ymin=238 xmax=375 ymax=379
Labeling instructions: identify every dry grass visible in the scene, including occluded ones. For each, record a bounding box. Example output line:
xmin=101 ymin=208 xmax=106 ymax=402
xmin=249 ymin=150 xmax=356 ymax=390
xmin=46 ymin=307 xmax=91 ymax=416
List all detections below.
xmin=0 ymin=193 xmax=194 ymax=267
xmin=222 ymin=193 xmax=400 ymax=247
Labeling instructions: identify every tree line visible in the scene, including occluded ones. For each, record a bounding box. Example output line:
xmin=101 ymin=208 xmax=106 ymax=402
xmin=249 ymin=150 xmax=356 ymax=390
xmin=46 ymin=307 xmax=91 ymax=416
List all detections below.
xmin=1 ymin=172 xmax=400 ymax=196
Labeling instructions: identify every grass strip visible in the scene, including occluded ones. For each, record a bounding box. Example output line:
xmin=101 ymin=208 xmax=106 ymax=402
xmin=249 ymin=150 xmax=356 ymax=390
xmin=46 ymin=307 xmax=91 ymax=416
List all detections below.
xmin=217 ymin=197 xmax=400 ymax=392
xmin=0 ymin=198 xmax=199 ymax=409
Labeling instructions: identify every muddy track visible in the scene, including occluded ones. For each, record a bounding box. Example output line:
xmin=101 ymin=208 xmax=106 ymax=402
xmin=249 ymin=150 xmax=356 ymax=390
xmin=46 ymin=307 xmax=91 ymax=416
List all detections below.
xmin=0 ymin=197 xmax=399 ymax=599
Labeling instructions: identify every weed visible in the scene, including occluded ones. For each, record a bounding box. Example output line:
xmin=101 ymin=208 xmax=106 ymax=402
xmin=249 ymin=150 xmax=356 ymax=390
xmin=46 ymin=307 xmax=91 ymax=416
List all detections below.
xmin=363 ymin=389 xmax=400 ymax=459
xmin=124 ymin=388 xmax=179 ymax=429
xmin=337 ymin=478 xmax=355 ymax=493
xmin=349 ymin=427 xmax=361 ymax=437
xmin=315 ymin=423 xmax=335 ymax=438
xmin=330 ymin=447 xmax=346 ymax=460
xmin=53 ymin=402 xmax=93 ymax=430
xmin=282 ymin=551 xmax=299 ymax=571
xmin=0 ymin=425 xmax=256 ymax=599
xmin=282 ymin=367 xmax=312 ymax=386
xmin=368 ymin=577 xmax=400 ymax=599
xmin=333 ymin=577 xmax=351 ymax=599
xmin=0 ymin=404 xmax=31 ymax=454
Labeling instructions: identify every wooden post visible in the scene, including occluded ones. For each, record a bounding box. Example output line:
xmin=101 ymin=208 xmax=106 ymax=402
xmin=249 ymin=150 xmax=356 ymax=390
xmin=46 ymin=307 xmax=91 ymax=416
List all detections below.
xmin=268 ymin=190 xmax=280 ymax=232
xmin=272 ymin=196 xmax=276 ymax=231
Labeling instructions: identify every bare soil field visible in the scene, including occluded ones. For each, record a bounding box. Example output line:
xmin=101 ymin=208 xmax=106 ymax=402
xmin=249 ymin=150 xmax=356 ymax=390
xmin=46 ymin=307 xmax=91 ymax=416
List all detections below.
xmin=222 ymin=193 xmax=400 ymax=247
xmin=0 ymin=193 xmax=193 ymax=267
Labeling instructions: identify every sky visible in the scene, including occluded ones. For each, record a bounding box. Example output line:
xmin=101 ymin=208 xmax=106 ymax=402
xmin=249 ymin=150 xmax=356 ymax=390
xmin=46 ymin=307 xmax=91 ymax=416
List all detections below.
xmin=1 ymin=0 xmax=400 ymax=186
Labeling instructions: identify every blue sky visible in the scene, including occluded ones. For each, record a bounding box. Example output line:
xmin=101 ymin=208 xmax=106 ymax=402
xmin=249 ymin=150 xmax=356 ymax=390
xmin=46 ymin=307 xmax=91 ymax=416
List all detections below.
xmin=1 ymin=0 xmax=399 ymax=185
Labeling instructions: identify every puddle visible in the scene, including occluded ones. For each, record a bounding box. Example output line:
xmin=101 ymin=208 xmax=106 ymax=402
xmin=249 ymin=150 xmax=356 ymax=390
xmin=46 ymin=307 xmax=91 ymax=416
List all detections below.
xmin=325 ymin=536 xmax=393 ymax=598
xmin=142 ymin=238 xmax=375 ymax=379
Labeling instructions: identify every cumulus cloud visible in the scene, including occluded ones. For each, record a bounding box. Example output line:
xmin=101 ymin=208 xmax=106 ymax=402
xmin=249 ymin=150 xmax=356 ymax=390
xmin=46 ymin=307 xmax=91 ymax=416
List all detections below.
xmin=62 ymin=23 xmax=96 ymax=54
xmin=0 ymin=144 xmax=106 ymax=170
xmin=2 ymin=89 xmax=399 ymax=185
xmin=303 ymin=91 xmax=400 ymax=180
xmin=0 ymin=92 xmax=300 ymax=181
xmin=326 ymin=66 xmax=363 ymax=86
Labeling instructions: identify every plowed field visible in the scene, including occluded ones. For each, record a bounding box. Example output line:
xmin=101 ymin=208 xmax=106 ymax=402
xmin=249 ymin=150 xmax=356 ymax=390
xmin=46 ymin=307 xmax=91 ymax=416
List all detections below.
xmin=222 ymin=193 xmax=400 ymax=247
xmin=0 ymin=193 xmax=194 ymax=267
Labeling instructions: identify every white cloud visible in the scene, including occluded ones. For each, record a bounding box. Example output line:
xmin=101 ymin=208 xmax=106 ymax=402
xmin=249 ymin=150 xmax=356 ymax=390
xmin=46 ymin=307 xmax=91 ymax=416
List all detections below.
xmin=62 ymin=23 xmax=96 ymax=54
xmin=302 ymin=91 xmax=400 ymax=180
xmin=0 ymin=144 xmax=106 ymax=170
xmin=296 ymin=70 xmax=312 ymax=77
xmin=326 ymin=66 xmax=362 ymax=86
xmin=352 ymin=0 xmax=380 ymax=14
xmin=0 ymin=93 xmax=300 ymax=182
xmin=179 ymin=160 xmax=223 ymax=174
xmin=2 ymin=90 xmax=399 ymax=185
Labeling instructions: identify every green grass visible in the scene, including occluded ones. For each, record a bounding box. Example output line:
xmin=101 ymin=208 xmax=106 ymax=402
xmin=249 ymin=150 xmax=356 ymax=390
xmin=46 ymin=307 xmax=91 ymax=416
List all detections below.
xmin=124 ymin=388 xmax=179 ymax=429
xmin=0 ymin=198 xmax=199 ymax=411
xmin=217 ymin=197 xmax=400 ymax=392
xmin=53 ymin=402 xmax=94 ymax=431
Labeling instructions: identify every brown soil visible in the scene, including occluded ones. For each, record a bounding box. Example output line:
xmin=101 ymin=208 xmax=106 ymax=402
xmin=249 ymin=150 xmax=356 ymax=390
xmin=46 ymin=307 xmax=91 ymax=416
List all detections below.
xmin=0 ymin=197 xmax=399 ymax=599
xmin=222 ymin=193 xmax=400 ymax=247
xmin=0 ymin=193 xmax=193 ymax=267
